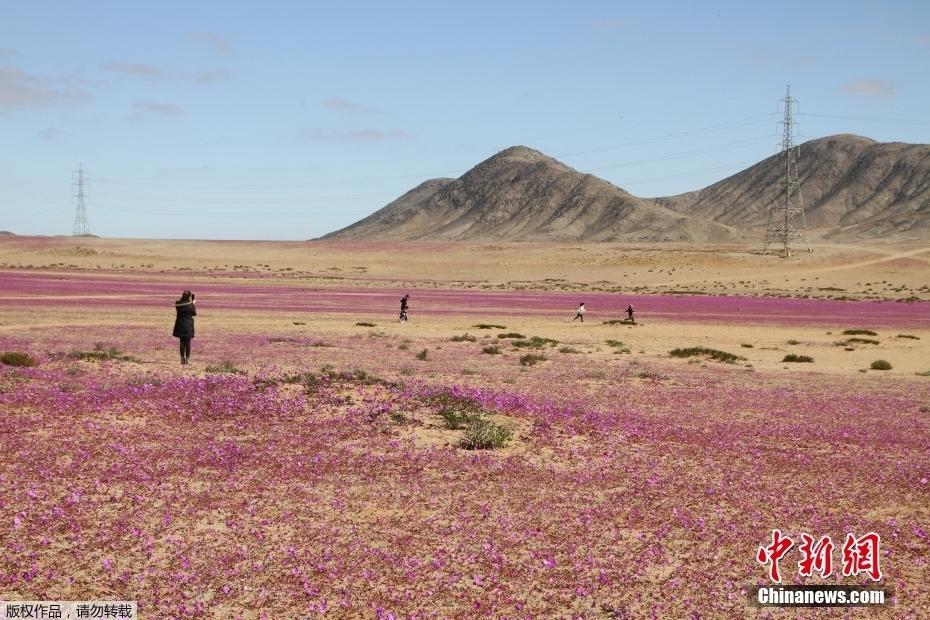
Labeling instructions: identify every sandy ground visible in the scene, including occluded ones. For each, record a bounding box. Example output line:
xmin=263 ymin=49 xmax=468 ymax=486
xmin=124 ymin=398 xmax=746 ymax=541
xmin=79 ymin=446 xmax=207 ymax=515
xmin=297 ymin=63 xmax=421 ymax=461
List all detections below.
xmin=1 ymin=236 xmax=928 ymax=300
xmin=1 ymin=236 xmax=928 ymax=379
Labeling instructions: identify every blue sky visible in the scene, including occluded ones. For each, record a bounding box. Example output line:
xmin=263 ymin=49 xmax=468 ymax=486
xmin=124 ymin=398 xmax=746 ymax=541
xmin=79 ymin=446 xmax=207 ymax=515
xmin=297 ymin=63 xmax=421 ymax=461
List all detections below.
xmin=2 ymin=1 xmax=928 ymax=239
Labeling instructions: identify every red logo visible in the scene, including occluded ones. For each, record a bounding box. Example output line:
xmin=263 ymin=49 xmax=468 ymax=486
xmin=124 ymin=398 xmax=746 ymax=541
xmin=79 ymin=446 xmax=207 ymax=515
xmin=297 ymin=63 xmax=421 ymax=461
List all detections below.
xmin=758 ymin=531 xmax=882 ymax=583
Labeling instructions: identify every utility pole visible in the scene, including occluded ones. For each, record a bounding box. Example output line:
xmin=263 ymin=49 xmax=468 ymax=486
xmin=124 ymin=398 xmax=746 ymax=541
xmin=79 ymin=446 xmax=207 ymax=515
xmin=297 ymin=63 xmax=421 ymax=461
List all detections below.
xmin=762 ymin=85 xmax=810 ymax=257
xmin=73 ymin=164 xmax=89 ymax=235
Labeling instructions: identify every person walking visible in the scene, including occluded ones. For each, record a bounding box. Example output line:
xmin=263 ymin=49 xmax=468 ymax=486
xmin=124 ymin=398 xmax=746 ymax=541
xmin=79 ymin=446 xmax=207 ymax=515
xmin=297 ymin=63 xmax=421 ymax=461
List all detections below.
xmin=399 ymin=294 xmax=410 ymax=322
xmin=173 ymin=290 xmax=196 ymax=364
xmin=573 ymin=302 xmax=586 ymax=322
xmin=626 ymin=304 xmax=635 ymax=324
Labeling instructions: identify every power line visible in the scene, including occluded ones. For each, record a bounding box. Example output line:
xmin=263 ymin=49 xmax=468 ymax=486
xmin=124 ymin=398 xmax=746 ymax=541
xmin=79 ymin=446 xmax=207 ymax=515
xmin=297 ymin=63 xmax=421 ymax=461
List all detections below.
xmin=797 ymin=112 xmax=930 ymax=126
xmin=763 ymin=86 xmax=810 ymax=257
xmin=72 ymin=164 xmax=89 ymax=235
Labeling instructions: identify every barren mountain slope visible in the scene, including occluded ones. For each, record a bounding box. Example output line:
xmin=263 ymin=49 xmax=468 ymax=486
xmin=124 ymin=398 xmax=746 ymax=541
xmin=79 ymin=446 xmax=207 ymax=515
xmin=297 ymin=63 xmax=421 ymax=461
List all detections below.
xmin=662 ymin=134 xmax=930 ymax=240
xmin=324 ymin=147 xmax=741 ymax=242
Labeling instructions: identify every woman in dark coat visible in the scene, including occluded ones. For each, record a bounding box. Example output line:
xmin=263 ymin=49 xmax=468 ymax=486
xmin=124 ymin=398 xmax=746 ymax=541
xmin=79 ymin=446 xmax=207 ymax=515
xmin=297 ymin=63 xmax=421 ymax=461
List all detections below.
xmin=173 ymin=290 xmax=196 ymax=364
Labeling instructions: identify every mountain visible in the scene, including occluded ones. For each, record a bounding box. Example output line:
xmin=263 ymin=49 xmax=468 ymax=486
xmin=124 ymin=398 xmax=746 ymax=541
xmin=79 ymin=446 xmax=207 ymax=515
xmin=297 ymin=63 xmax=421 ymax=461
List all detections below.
xmin=323 ymin=147 xmax=742 ymax=242
xmin=663 ymin=134 xmax=930 ymax=240
xmin=323 ymin=135 xmax=930 ymax=242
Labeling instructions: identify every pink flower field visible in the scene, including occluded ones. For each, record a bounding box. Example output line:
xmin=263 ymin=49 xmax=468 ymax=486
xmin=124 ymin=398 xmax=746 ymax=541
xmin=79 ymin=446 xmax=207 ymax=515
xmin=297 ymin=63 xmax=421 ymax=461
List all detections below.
xmin=2 ymin=270 xmax=928 ymax=327
xmin=1 ymin=271 xmax=929 ymax=618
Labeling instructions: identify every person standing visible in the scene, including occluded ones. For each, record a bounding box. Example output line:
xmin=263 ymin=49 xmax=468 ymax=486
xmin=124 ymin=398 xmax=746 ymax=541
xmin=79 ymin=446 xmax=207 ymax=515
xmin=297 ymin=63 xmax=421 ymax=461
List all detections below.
xmin=399 ymin=294 xmax=410 ymax=321
xmin=173 ymin=290 xmax=196 ymax=364
xmin=626 ymin=304 xmax=635 ymax=324
xmin=573 ymin=302 xmax=586 ymax=322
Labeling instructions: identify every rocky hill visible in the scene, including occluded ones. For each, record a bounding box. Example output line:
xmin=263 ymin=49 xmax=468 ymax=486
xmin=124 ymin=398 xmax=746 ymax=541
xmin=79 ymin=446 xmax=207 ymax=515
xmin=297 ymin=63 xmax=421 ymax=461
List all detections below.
xmin=323 ymin=135 xmax=930 ymax=242
xmin=663 ymin=134 xmax=930 ymax=240
xmin=323 ymin=147 xmax=741 ymax=242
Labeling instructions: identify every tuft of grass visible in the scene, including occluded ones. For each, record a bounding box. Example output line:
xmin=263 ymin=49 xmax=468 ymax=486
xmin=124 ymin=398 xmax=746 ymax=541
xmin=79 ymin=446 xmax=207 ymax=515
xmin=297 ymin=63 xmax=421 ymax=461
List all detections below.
xmin=481 ymin=345 xmax=501 ymax=355
xmin=415 ymin=349 xmax=429 ymax=361
xmin=669 ymin=347 xmax=745 ymax=364
xmin=459 ymin=417 xmax=512 ymax=450
xmin=782 ymin=354 xmax=814 ymax=363
xmin=787 ymin=339 xmax=801 ymax=345
xmin=461 ymin=368 xmax=477 ymax=375
xmin=896 ymin=334 xmax=920 ymax=340
xmin=356 ymin=322 xmax=376 ymax=327
xmin=450 ymin=333 xmax=477 ymax=342
xmin=1 ymin=351 xmax=36 ymax=367
xmin=68 ymin=343 xmax=136 ymax=362
xmin=845 ymin=337 xmax=879 ymax=345
xmin=519 ymin=353 xmax=547 ymax=366
xmin=512 ymin=336 xmax=559 ymax=349
xmin=603 ymin=319 xmax=635 ymax=325
xmin=915 ymin=370 xmax=930 ymax=377
xmin=843 ymin=329 xmax=877 ymax=336
xmin=205 ymin=361 xmax=242 ymax=374
xmin=292 ymin=321 xmax=306 ymax=325
xmin=497 ymin=332 xmax=526 ymax=339
xmin=558 ymin=346 xmax=580 ymax=354
xmin=870 ymin=359 xmax=892 ymax=371
xmin=388 ymin=411 xmax=408 ymax=425
xmin=397 ymin=343 xmax=409 ymax=350
xmin=473 ymin=324 xmax=506 ymax=330
xmin=741 ymin=343 xmax=754 ymax=348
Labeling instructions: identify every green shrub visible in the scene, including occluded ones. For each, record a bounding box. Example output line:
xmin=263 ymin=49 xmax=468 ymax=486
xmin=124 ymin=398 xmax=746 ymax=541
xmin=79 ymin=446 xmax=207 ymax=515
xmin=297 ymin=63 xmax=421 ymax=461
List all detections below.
xmin=842 ymin=329 xmax=877 ymax=336
xmin=603 ymin=319 xmax=635 ymax=325
xmin=741 ymin=343 xmax=754 ymax=348
xmin=896 ymin=334 xmax=920 ymax=340
xmin=559 ymin=346 xmax=580 ymax=354
xmin=205 ymin=361 xmax=242 ymax=374
xmin=68 ymin=343 xmax=136 ymax=362
xmin=474 ymin=324 xmax=506 ymax=329
xmin=846 ymin=338 xmax=879 ymax=345
xmin=451 ymin=333 xmax=477 ymax=342
xmin=512 ymin=336 xmax=559 ymax=349
xmin=497 ymin=332 xmax=526 ymax=339
xmin=519 ymin=353 xmax=547 ymax=366
xmin=482 ymin=346 xmax=501 ymax=354
xmin=782 ymin=354 xmax=814 ymax=363
xmin=870 ymin=359 xmax=892 ymax=370
xmin=915 ymin=370 xmax=930 ymax=377
xmin=397 ymin=343 xmax=409 ymax=350
xmin=356 ymin=322 xmax=376 ymax=327
xmin=416 ymin=349 xmax=428 ymax=361
xmin=1 ymin=351 xmax=36 ymax=367
xmin=787 ymin=339 xmax=801 ymax=345
xmin=459 ymin=417 xmax=512 ymax=450
xmin=668 ymin=347 xmax=744 ymax=363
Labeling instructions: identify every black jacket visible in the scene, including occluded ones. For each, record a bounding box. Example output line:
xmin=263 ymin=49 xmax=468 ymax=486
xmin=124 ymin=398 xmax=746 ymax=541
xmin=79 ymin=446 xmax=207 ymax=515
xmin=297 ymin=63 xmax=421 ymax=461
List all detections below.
xmin=173 ymin=302 xmax=196 ymax=338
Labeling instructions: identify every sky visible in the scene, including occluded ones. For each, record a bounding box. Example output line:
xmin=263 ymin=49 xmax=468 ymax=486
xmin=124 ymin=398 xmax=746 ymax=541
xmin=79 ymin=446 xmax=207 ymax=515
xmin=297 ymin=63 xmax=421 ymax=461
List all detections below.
xmin=1 ymin=0 xmax=929 ymax=240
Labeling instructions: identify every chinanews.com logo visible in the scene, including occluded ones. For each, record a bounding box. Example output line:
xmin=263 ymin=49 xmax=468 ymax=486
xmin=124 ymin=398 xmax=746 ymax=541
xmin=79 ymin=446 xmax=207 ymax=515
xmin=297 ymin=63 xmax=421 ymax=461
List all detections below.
xmin=750 ymin=530 xmax=891 ymax=607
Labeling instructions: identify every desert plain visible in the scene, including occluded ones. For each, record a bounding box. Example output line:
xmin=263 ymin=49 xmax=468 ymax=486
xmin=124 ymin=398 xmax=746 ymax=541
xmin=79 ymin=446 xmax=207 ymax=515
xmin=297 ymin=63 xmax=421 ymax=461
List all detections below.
xmin=1 ymin=235 xmax=928 ymax=618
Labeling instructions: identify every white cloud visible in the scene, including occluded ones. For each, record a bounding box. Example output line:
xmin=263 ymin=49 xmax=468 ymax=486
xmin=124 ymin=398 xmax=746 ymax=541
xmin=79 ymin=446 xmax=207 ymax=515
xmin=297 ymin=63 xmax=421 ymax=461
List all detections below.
xmin=839 ymin=79 xmax=896 ymax=98
xmin=39 ymin=126 xmax=65 ymax=141
xmin=296 ymin=127 xmax=411 ymax=142
xmin=100 ymin=61 xmax=167 ymax=80
xmin=132 ymin=101 xmax=184 ymax=119
xmin=589 ymin=18 xmax=631 ymax=32
xmin=194 ymin=69 xmax=232 ymax=84
xmin=186 ymin=32 xmax=233 ymax=54
xmin=0 ymin=66 xmax=90 ymax=108
xmin=323 ymin=97 xmax=380 ymax=114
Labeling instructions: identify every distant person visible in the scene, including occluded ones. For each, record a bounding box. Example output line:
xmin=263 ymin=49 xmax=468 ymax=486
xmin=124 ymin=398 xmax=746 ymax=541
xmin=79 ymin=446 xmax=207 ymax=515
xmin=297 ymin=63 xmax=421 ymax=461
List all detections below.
xmin=399 ymin=294 xmax=410 ymax=322
xmin=573 ymin=302 xmax=586 ymax=322
xmin=626 ymin=304 xmax=635 ymax=324
xmin=173 ymin=290 xmax=196 ymax=364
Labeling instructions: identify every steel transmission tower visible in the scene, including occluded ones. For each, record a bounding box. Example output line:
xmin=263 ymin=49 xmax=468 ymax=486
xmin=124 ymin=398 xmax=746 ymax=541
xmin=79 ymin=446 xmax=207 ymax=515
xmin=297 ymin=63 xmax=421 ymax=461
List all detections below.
xmin=73 ymin=164 xmax=90 ymax=235
xmin=763 ymin=85 xmax=810 ymax=257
